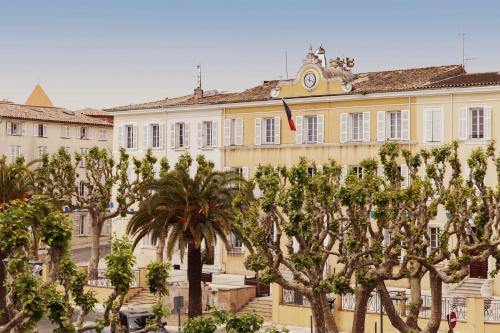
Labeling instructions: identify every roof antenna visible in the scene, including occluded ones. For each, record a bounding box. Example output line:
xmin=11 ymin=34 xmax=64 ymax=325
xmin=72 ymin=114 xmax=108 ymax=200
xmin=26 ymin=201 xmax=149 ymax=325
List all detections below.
xmin=460 ymin=26 xmax=478 ymax=69
xmin=285 ymin=51 xmax=289 ymax=80
xmin=196 ymin=64 xmax=202 ymax=89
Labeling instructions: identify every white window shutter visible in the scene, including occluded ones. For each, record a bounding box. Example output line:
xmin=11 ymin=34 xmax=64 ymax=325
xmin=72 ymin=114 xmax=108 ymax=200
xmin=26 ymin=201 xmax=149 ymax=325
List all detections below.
xmin=274 ymin=116 xmax=280 ymax=144
xmin=132 ymin=125 xmax=138 ymax=150
xmin=170 ymin=124 xmax=175 ymax=148
xmin=401 ymin=110 xmax=409 ymax=141
xmin=363 ymin=112 xmax=370 ymax=142
xmin=60 ymin=125 xmax=65 ymax=138
xmin=224 ymin=119 xmax=231 ymax=146
xmin=377 ymin=165 xmax=385 ymax=179
xmin=184 ymin=123 xmax=190 ymax=148
xmin=317 ymin=114 xmax=324 ymax=143
xmin=235 ymin=118 xmax=243 ymax=146
xmin=197 ymin=122 xmax=203 ymax=148
xmin=21 ymin=123 xmax=26 ymax=136
xmin=423 ymin=109 xmax=432 ymax=142
xmin=76 ymin=126 xmax=80 ymax=138
xmin=242 ymin=166 xmax=249 ymax=180
xmin=377 ymin=111 xmax=386 ymax=141
xmin=434 ymin=109 xmax=443 ymax=142
xmin=295 ymin=116 xmax=303 ymax=144
xmin=459 ymin=107 xmax=467 ymax=140
xmin=401 ymin=164 xmax=409 ymax=188
xmin=254 ymin=118 xmax=262 ymax=145
xmin=88 ymin=128 xmax=93 ymax=140
xmin=484 ymin=106 xmax=492 ymax=140
xmin=6 ymin=122 xmax=11 ymax=135
xmin=340 ymin=113 xmax=348 ymax=143
xmin=143 ymin=124 xmax=149 ymax=149
xmin=73 ymin=214 xmax=80 ymax=236
xmin=118 ymin=126 xmax=124 ymax=148
xmin=159 ymin=122 xmax=165 ymax=149
xmin=42 ymin=124 xmax=47 ymax=137
xmin=33 ymin=124 xmax=37 ymax=137
xmin=212 ymin=121 xmax=218 ymax=147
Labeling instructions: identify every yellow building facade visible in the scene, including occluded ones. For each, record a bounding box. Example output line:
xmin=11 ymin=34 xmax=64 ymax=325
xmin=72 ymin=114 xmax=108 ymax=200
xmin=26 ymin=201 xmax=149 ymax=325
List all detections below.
xmin=109 ymin=49 xmax=500 ymax=332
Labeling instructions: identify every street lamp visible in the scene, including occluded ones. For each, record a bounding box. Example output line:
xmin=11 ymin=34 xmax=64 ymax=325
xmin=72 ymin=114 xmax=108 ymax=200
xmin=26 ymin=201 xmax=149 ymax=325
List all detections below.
xmin=378 ymin=290 xmax=408 ymax=333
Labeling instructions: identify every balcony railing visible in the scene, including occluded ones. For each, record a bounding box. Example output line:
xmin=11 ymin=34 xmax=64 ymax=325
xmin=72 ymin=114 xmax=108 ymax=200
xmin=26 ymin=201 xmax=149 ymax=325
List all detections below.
xmin=87 ymin=269 xmax=140 ymax=288
xmin=282 ymin=289 xmax=310 ymax=306
xmin=484 ymin=299 xmax=500 ymax=323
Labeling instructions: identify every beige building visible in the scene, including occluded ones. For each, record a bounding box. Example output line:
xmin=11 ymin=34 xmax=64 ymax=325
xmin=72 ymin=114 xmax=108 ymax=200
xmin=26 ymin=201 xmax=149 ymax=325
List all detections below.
xmin=0 ymin=85 xmax=114 ymax=257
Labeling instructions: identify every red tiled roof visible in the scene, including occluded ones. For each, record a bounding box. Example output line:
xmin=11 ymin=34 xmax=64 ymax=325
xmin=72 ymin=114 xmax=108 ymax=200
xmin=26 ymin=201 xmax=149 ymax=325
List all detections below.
xmin=0 ymin=103 xmax=113 ymax=126
xmin=105 ymin=64 xmax=500 ymax=112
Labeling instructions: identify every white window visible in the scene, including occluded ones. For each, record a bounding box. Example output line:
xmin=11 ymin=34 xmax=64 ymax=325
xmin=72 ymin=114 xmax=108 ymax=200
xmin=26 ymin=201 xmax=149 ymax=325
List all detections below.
xmin=37 ymin=146 xmax=47 ymax=158
xmin=229 ymin=232 xmax=243 ymax=252
xmin=78 ymin=181 xmax=88 ymax=197
xmin=459 ymin=106 xmax=491 ymax=141
xmin=125 ymin=125 xmax=135 ymax=149
xmin=9 ymin=145 xmax=22 ymax=163
xmin=254 ymin=117 xmax=280 ymax=146
xmin=171 ymin=122 xmax=189 ymax=149
xmin=295 ymin=115 xmax=324 ymax=144
xmin=98 ymin=128 xmax=107 ymax=141
xmin=141 ymin=232 xmax=157 ymax=248
xmin=79 ymin=148 xmax=88 ymax=167
xmin=340 ymin=112 xmax=370 ymax=143
xmin=423 ymin=107 xmax=443 ymax=143
xmin=79 ymin=127 xmax=90 ymax=140
xmin=199 ymin=121 xmax=217 ymax=148
xmin=377 ymin=110 xmax=409 ymax=141
xmin=224 ymin=118 xmax=243 ymax=146
xmin=351 ymin=166 xmax=363 ymax=178
xmin=7 ymin=122 xmax=24 ymax=136
xmin=305 ymin=116 xmax=318 ymax=143
xmin=34 ymin=123 xmax=47 ymax=138
xmin=61 ymin=125 xmax=70 ymax=138
xmin=151 ymin=123 xmax=160 ymax=148
xmin=351 ymin=113 xmax=363 ymax=141
xmin=75 ymin=215 xmax=87 ymax=236
xmin=429 ymin=227 xmax=440 ymax=251
xmin=264 ymin=118 xmax=275 ymax=144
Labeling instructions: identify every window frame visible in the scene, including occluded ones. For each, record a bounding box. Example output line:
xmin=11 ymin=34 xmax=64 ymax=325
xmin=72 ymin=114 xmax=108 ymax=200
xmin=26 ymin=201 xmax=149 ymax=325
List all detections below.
xmin=388 ymin=111 xmax=402 ymax=140
xmin=350 ymin=113 xmax=363 ymax=142
xmin=98 ymin=128 xmax=107 ymax=141
xmin=429 ymin=226 xmax=440 ymax=251
xmin=175 ymin=122 xmax=186 ymax=148
xmin=79 ymin=148 xmax=88 ymax=168
xmin=469 ymin=107 xmax=485 ymax=140
xmin=263 ymin=117 xmax=276 ymax=144
xmin=228 ymin=232 xmax=244 ymax=253
xmin=125 ymin=125 xmax=134 ymax=149
xmin=150 ymin=123 xmax=160 ymax=148
xmin=304 ymin=115 xmax=318 ymax=143
xmin=202 ymin=121 xmax=213 ymax=147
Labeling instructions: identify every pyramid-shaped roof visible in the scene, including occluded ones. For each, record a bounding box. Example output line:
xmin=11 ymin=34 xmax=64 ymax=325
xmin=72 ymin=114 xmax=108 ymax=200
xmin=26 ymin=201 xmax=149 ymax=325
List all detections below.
xmin=25 ymin=84 xmax=54 ymax=107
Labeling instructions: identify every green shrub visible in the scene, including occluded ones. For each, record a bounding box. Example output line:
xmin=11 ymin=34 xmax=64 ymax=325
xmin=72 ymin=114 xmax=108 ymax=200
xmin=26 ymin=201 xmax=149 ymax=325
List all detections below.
xmin=183 ymin=316 xmax=218 ymax=333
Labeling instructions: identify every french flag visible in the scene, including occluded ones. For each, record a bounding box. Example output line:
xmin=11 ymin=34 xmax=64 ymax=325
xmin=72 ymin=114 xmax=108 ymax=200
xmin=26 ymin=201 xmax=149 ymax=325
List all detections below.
xmin=282 ymin=99 xmax=296 ymax=131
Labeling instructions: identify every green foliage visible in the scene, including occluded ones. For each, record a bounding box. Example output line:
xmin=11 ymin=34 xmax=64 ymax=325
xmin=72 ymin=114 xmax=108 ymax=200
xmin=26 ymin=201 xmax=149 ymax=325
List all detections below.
xmin=183 ymin=315 xmax=218 ymax=333
xmin=104 ymin=237 xmax=136 ymax=295
xmin=265 ymin=327 xmax=290 ymax=333
xmin=224 ymin=311 xmax=264 ymax=333
xmin=146 ymin=261 xmax=171 ymax=297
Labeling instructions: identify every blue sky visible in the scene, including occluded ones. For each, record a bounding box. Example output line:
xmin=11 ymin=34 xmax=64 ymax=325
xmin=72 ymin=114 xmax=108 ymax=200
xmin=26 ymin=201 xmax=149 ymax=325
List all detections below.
xmin=1 ymin=0 xmax=499 ymax=109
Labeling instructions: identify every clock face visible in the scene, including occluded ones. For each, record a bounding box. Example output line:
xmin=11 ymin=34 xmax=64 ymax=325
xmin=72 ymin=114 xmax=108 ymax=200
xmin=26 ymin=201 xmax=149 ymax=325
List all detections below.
xmin=303 ymin=72 xmax=317 ymax=89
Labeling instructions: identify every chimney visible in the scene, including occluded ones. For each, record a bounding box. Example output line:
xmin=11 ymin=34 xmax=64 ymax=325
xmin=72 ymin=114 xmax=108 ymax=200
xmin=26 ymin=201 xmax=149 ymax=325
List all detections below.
xmin=194 ymin=87 xmax=203 ymax=100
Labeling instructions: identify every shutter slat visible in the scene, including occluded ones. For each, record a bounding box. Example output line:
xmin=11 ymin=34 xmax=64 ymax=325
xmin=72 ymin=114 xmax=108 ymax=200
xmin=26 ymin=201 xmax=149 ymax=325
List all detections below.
xmin=459 ymin=107 xmax=467 ymax=140
xmin=484 ymin=106 xmax=492 ymax=140
xmin=235 ymin=119 xmax=243 ymax=146
xmin=184 ymin=123 xmax=190 ymax=148
xmin=254 ymin=118 xmax=262 ymax=145
xmin=198 ymin=122 xmax=203 ymax=148
xmin=224 ymin=119 xmax=231 ymax=146
xmin=377 ymin=112 xmax=386 ymax=141
xmin=295 ymin=116 xmax=303 ymax=144
xmin=317 ymin=115 xmax=324 ymax=143
xmin=274 ymin=117 xmax=280 ymax=144
xmin=212 ymin=121 xmax=218 ymax=147
xmin=340 ymin=113 xmax=348 ymax=143
xmin=401 ymin=110 xmax=409 ymax=141
xmin=362 ymin=112 xmax=370 ymax=142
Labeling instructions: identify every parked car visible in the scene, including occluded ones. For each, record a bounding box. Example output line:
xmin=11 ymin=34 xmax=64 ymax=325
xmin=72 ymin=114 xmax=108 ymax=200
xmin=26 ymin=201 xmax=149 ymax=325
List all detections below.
xmin=84 ymin=310 xmax=167 ymax=333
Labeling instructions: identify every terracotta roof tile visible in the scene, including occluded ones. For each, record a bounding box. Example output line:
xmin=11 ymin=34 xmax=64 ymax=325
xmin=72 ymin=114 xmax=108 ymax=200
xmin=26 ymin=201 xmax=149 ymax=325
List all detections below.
xmin=0 ymin=103 xmax=112 ymax=126
xmin=105 ymin=65 xmax=490 ymax=112
xmin=76 ymin=108 xmax=113 ymax=117
xmin=422 ymin=72 xmax=500 ymax=88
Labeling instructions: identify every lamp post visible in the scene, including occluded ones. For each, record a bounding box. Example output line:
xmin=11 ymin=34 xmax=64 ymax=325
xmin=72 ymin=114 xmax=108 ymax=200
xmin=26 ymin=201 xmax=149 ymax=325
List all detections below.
xmin=378 ymin=290 xmax=408 ymax=333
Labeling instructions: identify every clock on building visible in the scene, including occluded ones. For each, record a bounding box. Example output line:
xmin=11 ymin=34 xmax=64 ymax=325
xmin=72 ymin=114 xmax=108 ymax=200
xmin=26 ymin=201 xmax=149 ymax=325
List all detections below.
xmin=303 ymin=71 xmax=317 ymax=89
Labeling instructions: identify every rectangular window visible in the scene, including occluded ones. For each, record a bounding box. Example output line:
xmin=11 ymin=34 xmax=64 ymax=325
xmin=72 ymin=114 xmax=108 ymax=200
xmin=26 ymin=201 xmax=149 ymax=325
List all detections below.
xmin=125 ymin=125 xmax=134 ymax=149
xmin=351 ymin=113 xmax=363 ymax=141
xmin=79 ymin=148 xmax=88 ymax=167
xmin=229 ymin=232 xmax=243 ymax=252
xmin=429 ymin=227 xmax=440 ymax=251
xmin=7 ymin=122 xmax=22 ymax=136
xmin=9 ymin=145 xmax=22 ymax=163
xmin=151 ymin=124 xmax=160 ymax=148
xmin=424 ymin=108 xmax=442 ymax=143
xmin=61 ymin=125 xmax=70 ymax=138
xmin=175 ymin=122 xmax=185 ymax=148
xmin=470 ymin=107 xmax=484 ymax=139
xmin=388 ymin=111 xmax=402 ymax=140
xmin=305 ymin=116 xmax=318 ymax=143
xmin=351 ymin=166 xmax=363 ymax=178
xmin=37 ymin=146 xmax=47 ymax=158
xmin=230 ymin=119 xmax=236 ymax=145
xmin=36 ymin=124 xmax=47 ymax=137
xmin=99 ymin=128 xmax=107 ymax=141
xmin=142 ymin=233 xmax=157 ymax=247
xmin=202 ymin=121 xmax=213 ymax=147
xmin=79 ymin=181 xmax=86 ymax=197
xmin=76 ymin=215 xmax=86 ymax=236
xmin=80 ymin=127 xmax=89 ymax=140
xmin=262 ymin=118 xmax=276 ymax=144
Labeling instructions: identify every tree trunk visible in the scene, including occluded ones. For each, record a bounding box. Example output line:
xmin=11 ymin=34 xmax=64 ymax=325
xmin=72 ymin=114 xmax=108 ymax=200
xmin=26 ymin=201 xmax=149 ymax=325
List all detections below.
xmin=187 ymin=242 xmax=203 ymax=318
xmin=156 ymin=233 xmax=165 ymax=262
xmin=351 ymin=284 xmax=373 ymax=333
xmin=88 ymin=220 xmax=103 ymax=279
xmin=406 ymin=276 xmax=423 ymax=330
xmin=307 ymin=293 xmax=339 ymax=333
xmin=377 ymin=282 xmax=409 ymax=333
xmin=0 ymin=258 xmax=8 ymax=325
xmin=424 ymin=271 xmax=442 ymax=333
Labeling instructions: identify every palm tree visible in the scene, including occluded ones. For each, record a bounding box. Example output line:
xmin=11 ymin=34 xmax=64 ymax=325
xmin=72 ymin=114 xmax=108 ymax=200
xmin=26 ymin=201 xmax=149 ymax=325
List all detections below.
xmin=127 ymin=154 xmax=246 ymax=317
